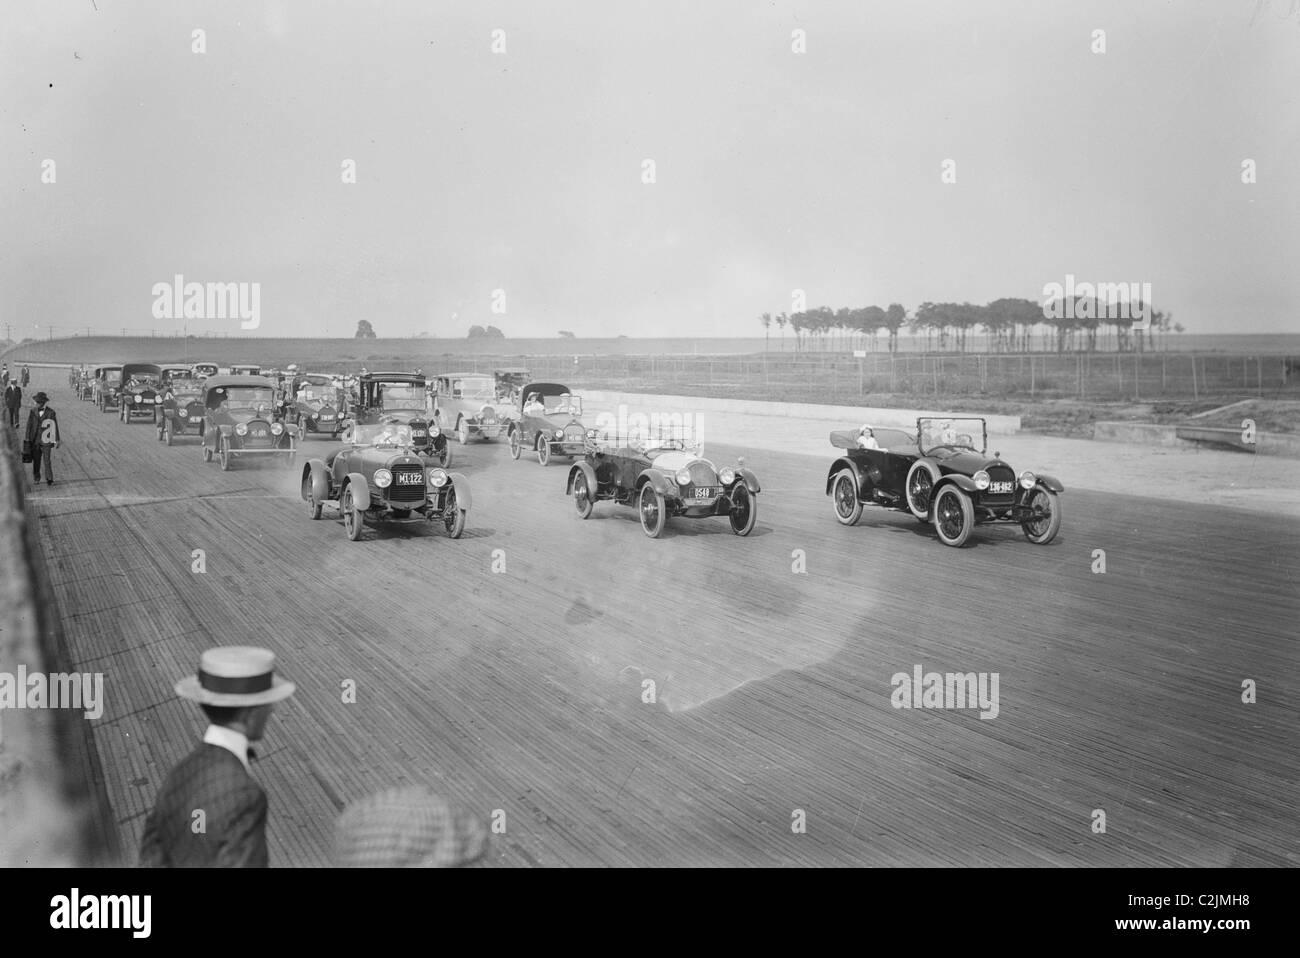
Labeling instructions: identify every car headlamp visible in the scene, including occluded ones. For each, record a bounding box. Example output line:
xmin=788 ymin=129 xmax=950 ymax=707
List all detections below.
xmin=973 ymin=470 xmax=990 ymax=490
xmin=271 ymin=422 xmax=284 ymax=435
xmin=675 ymin=468 xmax=691 ymax=486
xmin=555 ymin=429 xmax=564 ymax=440
xmin=429 ymin=426 xmax=440 ymax=437
xmin=719 ymin=467 xmax=736 ymax=485
xmin=1019 ymin=470 xmax=1036 ymax=489
xmin=374 ymin=468 xmax=393 ymax=488
xmin=178 ymin=409 xmax=188 ymax=418
xmin=154 ymin=396 xmax=162 ymax=404
xmin=428 ymin=468 xmax=449 ymax=488
xmin=235 ymin=423 xmax=248 ymax=436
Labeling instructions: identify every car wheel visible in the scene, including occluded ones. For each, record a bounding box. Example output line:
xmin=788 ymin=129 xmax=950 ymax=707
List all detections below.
xmin=219 ymin=439 xmax=231 ymax=471
xmin=729 ymin=482 xmax=757 ymax=536
xmin=905 ymin=461 xmax=935 ymax=519
xmin=832 ymin=469 xmax=864 ymax=526
xmin=573 ymin=471 xmax=594 ymax=519
xmin=508 ymin=429 xmax=521 ymax=460
xmin=202 ymin=441 xmax=213 ymax=463
xmin=342 ymin=485 xmax=363 ymax=540
xmin=639 ymin=483 xmax=666 ymax=538
xmin=437 ymin=442 xmax=452 ymax=468
xmin=457 ymin=422 xmax=470 ymax=445
xmin=932 ymin=485 xmax=974 ymax=547
xmin=306 ymin=489 xmax=322 ymax=520
xmin=1021 ymin=486 xmax=1062 ymax=545
xmin=536 ymin=435 xmax=551 ymax=466
xmin=443 ymin=486 xmax=466 ymax=538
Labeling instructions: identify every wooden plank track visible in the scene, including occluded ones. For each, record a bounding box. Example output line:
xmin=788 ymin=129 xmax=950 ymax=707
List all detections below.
xmin=17 ymin=369 xmax=1300 ymax=866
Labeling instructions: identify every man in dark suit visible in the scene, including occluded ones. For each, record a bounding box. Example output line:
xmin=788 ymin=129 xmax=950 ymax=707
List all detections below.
xmin=24 ymin=391 xmax=58 ymax=484
xmin=3 ymin=381 xmax=20 ymax=427
xmin=139 ymin=646 xmax=295 ymax=868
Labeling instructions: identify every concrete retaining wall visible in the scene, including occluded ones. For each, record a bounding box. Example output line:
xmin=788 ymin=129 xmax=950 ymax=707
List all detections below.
xmin=0 ymin=426 xmax=119 ymax=866
xmin=1094 ymin=420 xmax=1300 ymax=458
xmin=579 ymin=390 xmax=1022 ymax=435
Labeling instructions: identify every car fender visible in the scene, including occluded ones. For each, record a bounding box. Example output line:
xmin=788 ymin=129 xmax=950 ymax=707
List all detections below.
xmin=1035 ymin=474 xmax=1064 ymax=493
xmin=566 ymin=460 xmax=597 ymax=496
xmin=342 ymin=472 xmax=371 ymax=510
xmin=825 ymin=457 xmax=863 ymax=495
xmin=637 ymin=468 xmax=674 ymax=496
xmin=447 ymin=472 xmax=472 ymax=511
xmin=737 ymin=467 xmax=761 ymax=494
xmin=302 ymin=459 xmax=329 ymax=502
xmin=935 ymin=473 xmax=979 ymax=495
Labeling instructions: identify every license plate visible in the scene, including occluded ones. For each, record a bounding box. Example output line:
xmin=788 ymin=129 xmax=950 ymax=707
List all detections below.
xmin=690 ymin=487 xmax=719 ymax=499
xmin=395 ymin=471 xmax=423 ymax=484
xmin=989 ymin=481 xmax=1013 ymax=494
xmin=411 ymin=430 xmax=427 ymax=437
xmin=320 ymin=413 xmax=334 ymax=420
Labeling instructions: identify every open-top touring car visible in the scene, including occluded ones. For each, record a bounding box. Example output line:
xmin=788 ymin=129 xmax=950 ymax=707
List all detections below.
xmin=431 ymin=372 xmax=513 ymax=444
xmin=118 ymin=363 xmax=165 ymax=424
xmin=157 ymin=369 xmax=207 ymax=445
xmin=508 ymin=382 xmax=587 ymax=465
xmin=301 ymin=421 xmax=470 ymax=541
xmin=825 ymin=417 xmax=1063 ymax=547
xmin=287 ymin=372 xmax=348 ymax=438
xmin=354 ymin=371 xmax=451 ymax=467
xmin=493 ymin=367 xmax=531 ymax=404
xmin=566 ymin=432 xmax=759 ymax=538
xmin=199 ymin=375 xmax=298 ymax=470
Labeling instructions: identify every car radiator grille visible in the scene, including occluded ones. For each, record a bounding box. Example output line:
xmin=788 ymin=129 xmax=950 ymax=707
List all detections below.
xmin=389 ymin=482 xmax=426 ymax=505
xmin=687 ymin=462 xmax=719 ymax=487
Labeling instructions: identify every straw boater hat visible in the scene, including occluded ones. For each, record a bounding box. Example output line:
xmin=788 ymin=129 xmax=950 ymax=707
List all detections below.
xmin=175 ymin=646 xmax=296 ymax=706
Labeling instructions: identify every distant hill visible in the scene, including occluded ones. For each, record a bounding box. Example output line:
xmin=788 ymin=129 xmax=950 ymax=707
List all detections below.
xmin=0 ymin=335 xmax=772 ymax=369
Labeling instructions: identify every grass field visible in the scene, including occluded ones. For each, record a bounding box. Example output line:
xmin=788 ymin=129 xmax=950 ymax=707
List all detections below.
xmin=5 ymin=336 xmax=1297 ymax=438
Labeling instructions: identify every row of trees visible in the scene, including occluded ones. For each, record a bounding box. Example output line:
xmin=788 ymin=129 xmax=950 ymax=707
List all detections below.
xmin=760 ymin=300 xmax=1182 ymax=353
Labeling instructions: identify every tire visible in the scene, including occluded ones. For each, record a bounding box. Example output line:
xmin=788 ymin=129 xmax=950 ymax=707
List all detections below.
xmin=219 ymin=439 xmax=231 ymax=472
xmin=832 ymin=468 xmax=863 ymax=526
xmin=639 ymin=483 xmax=666 ymax=538
xmin=1021 ymin=486 xmax=1062 ymax=545
xmin=932 ymin=485 xmax=974 ymax=547
xmin=457 ymin=421 xmax=470 ymax=445
xmin=342 ymin=485 xmax=363 ymax=541
xmin=573 ymin=471 xmax=594 ymax=519
xmin=164 ymin=424 xmax=173 ymax=446
xmin=443 ymin=486 xmax=466 ymax=539
xmin=306 ymin=489 xmax=322 ymax=520
xmin=905 ymin=461 xmax=935 ymax=519
xmin=437 ymin=442 xmax=452 ymax=468
xmin=509 ymin=429 xmax=521 ymax=460
xmin=729 ymin=482 xmax=757 ymax=536
xmin=536 ymin=434 xmax=551 ymax=467
xmin=202 ymin=441 xmax=213 ymax=463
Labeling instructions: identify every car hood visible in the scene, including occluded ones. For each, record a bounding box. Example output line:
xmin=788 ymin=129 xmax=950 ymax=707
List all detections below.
xmin=938 ymin=450 xmax=1012 ymax=475
xmin=647 ymin=450 xmax=707 ymax=472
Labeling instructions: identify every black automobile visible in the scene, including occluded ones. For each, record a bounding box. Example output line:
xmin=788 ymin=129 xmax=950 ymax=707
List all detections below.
xmin=118 ymin=363 xmax=165 ymax=424
xmin=566 ymin=433 xmax=759 ymax=538
xmin=354 ymin=372 xmax=450 ymax=467
xmin=508 ymin=382 xmax=588 ymax=466
xmin=199 ymin=375 xmax=298 ymax=471
xmin=825 ymin=417 xmax=1063 ymax=547
xmin=157 ymin=370 xmax=206 ymax=445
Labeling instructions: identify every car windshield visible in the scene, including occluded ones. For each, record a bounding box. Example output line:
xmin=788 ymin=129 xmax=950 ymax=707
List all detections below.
xmin=531 ymin=394 xmax=580 ymax=416
xmin=104 ymin=370 xmax=122 ymax=383
xmin=917 ymin=418 xmax=986 ymax=455
xmin=452 ymin=378 xmax=495 ymax=400
xmin=298 ymin=386 xmax=335 ymax=402
xmin=351 ymin=422 xmax=415 ymax=447
xmin=222 ymin=388 xmax=275 ymax=410
xmin=377 ymin=384 xmax=424 ymax=406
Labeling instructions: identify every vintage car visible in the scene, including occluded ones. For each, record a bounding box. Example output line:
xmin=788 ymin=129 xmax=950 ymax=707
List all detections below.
xmin=431 ymin=372 xmax=514 ymax=444
xmin=301 ymin=421 xmax=470 ymax=541
xmin=229 ymin=363 xmax=262 ymax=376
xmin=199 ymin=375 xmax=298 ymax=470
xmin=76 ymin=366 xmax=97 ymax=401
xmin=566 ymin=433 xmax=759 ymax=538
xmin=825 ymin=417 xmax=1064 ymax=547
xmin=354 ymin=372 xmax=451 ymax=467
xmin=288 ymin=373 xmax=347 ymax=438
xmin=157 ymin=370 xmax=207 ymax=445
xmin=118 ymin=363 xmax=165 ymax=424
xmin=493 ymin=367 xmax=531 ymax=404
xmin=94 ymin=365 xmax=124 ymax=412
xmin=191 ymin=361 xmax=219 ymax=379
xmin=507 ymin=382 xmax=587 ymax=465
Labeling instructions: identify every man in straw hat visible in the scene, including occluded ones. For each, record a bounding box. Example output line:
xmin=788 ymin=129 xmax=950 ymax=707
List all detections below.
xmin=139 ymin=646 xmax=295 ymax=867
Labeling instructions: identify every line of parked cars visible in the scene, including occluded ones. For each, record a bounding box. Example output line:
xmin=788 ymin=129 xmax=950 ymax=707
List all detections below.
xmin=67 ymin=359 xmax=1062 ymax=547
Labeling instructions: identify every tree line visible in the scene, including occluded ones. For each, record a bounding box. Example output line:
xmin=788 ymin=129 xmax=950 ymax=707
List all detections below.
xmin=760 ymin=299 xmax=1181 ymax=354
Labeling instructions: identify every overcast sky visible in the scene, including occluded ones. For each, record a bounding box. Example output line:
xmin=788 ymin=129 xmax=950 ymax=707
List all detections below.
xmin=2 ymin=0 xmax=1297 ymax=339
